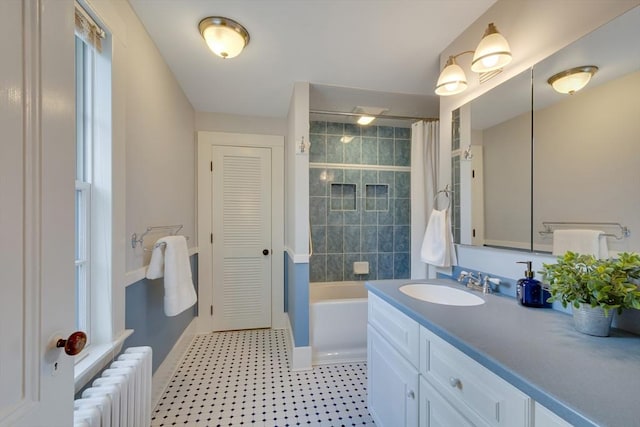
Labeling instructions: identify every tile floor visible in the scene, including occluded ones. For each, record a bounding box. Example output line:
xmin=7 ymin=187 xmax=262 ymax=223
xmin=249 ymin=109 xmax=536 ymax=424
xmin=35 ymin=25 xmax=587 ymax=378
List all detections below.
xmin=151 ymin=329 xmax=375 ymax=427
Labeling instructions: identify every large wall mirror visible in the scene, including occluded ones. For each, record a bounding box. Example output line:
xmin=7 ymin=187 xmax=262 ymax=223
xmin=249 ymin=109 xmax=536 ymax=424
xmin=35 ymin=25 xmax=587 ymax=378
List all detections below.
xmin=459 ymin=5 xmax=640 ymax=253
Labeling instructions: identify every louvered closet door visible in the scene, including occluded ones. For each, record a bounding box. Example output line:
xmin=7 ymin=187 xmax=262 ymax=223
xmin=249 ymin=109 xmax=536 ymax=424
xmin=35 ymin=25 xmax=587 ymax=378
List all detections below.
xmin=212 ymin=146 xmax=272 ymax=331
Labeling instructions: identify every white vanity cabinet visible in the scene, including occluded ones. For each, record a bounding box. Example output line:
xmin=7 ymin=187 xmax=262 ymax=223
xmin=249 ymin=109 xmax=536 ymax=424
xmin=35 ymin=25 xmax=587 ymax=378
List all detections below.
xmin=368 ymin=292 xmax=534 ymax=427
xmin=367 ymin=293 xmax=420 ymax=426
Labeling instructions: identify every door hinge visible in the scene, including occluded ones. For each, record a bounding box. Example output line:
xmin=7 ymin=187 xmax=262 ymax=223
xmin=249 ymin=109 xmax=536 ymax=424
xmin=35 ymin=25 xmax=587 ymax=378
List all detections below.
xmin=210 ymin=161 xmax=213 ymax=172
xmin=210 ymin=233 xmax=213 ymax=244
xmin=473 ymin=228 xmax=476 ymax=238
xmin=210 ymin=305 xmax=213 ymax=316
xmin=472 ymin=169 xmax=475 ymax=178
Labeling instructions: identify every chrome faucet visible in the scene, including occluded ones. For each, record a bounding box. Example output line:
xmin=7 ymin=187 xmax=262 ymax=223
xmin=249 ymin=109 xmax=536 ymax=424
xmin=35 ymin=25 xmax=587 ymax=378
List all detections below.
xmin=458 ymin=271 xmax=501 ymax=294
xmin=458 ymin=271 xmax=484 ymax=292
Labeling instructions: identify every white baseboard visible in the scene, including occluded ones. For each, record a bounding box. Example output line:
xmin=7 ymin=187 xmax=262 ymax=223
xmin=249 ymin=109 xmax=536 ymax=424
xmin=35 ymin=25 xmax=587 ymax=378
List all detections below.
xmin=286 ymin=315 xmax=312 ymax=371
xmin=272 ymin=311 xmax=289 ymax=330
xmin=151 ymin=318 xmax=197 ymax=410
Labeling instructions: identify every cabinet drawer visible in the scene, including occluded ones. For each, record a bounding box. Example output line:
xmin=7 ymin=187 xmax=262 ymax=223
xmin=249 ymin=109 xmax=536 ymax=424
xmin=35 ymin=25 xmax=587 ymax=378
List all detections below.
xmin=368 ymin=292 xmax=420 ymax=367
xmin=420 ymin=326 xmax=531 ymax=427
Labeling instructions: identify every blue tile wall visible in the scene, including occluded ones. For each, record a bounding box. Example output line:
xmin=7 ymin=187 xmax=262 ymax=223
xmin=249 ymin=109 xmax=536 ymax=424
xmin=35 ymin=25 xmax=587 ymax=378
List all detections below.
xmin=309 ymin=121 xmax=411 ymax=282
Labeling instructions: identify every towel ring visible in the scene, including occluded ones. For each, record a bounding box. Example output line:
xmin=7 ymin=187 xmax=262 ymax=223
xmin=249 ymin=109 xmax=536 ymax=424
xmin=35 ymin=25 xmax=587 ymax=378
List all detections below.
xmin=433 ymin=186 xmax=451 ymax=210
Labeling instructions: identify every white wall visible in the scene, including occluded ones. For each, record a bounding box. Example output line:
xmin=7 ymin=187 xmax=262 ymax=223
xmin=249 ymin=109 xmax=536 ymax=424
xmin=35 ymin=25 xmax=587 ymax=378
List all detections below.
xmin=439 ymin=0 xmax=639 ymax=279
xmin=285 ymin=82 xmax=310 ymax=260
xmin=196 ymin=112 xmax=286 ymax=136
xmin=99 ymin=0 xmax=197 ymax=272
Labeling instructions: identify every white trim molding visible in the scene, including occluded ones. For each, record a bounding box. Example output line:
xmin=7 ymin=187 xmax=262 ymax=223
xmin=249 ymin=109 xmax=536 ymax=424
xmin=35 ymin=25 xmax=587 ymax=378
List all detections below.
xmin=151 ymin=318 xmax=197 ymax=411
xmin=286 ymin=316 xmax=312 ymax=371
xmin=285 ymin=246 xmax=310 ymax=264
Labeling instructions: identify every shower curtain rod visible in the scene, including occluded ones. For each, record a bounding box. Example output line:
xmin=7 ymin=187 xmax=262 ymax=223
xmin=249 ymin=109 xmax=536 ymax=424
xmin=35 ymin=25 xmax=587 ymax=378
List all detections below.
xmin=309 ymin=109 xmax=438 ymax=122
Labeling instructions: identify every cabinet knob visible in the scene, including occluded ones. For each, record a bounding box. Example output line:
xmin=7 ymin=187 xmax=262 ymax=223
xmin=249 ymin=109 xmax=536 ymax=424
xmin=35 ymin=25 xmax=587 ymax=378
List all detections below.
xmin=449 ymin=377 xmax=461 ymax=388
xmin=407 ymin=390 xmax=415 ymax=399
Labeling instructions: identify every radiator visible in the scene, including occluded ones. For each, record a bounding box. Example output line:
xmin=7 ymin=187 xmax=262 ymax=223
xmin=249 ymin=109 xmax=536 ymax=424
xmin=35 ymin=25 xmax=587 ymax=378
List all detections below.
xmin=74 ymin=346 xmax=152 ymax=427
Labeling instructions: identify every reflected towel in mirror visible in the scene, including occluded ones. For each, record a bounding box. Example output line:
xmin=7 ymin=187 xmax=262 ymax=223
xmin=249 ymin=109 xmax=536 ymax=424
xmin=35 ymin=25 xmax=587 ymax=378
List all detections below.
xmin=552 ymin=229 xmax=608 ymax=259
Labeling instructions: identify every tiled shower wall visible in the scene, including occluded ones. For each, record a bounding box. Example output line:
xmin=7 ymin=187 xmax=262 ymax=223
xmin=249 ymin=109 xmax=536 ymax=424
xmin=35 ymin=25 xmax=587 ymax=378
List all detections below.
xmin=309 ymin=121 xmax=411 ymax=282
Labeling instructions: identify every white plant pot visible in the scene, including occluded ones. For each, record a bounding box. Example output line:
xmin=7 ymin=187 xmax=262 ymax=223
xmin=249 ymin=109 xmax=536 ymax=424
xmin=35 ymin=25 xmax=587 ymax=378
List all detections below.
xmin=572 ymin=303 xmax=613 ymax=337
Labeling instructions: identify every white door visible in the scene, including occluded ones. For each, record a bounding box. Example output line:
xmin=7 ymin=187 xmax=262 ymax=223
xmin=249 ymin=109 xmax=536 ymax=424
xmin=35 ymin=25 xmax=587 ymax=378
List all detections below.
xmin=0 ymin=1 xmax=76 ymax=426
xmin=211 ymin=146 xmax=272 ymax=331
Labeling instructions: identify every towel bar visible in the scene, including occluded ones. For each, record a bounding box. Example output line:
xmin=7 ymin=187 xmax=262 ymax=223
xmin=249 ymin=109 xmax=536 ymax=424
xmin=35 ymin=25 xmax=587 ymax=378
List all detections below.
xmin=131 ymin=225 xmax=185 ymax=249
xmin=538 ymin=221 xmax=630 ymax=240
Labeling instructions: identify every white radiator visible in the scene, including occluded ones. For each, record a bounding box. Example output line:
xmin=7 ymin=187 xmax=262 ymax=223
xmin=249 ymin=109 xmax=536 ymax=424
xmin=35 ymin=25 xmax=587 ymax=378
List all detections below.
xmin=74 ymin=346 xmax=152 ymax=427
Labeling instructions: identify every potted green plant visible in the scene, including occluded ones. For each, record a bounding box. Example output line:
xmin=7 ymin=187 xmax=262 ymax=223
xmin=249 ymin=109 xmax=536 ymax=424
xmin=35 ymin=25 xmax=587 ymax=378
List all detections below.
xmin=540 ymin=251 xmax=640 ymax=336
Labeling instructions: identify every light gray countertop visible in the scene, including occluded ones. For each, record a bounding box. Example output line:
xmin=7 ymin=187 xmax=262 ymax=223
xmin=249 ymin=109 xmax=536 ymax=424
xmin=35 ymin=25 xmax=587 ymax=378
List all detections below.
xmin=365 ymin=278 xmax=640 ymax=427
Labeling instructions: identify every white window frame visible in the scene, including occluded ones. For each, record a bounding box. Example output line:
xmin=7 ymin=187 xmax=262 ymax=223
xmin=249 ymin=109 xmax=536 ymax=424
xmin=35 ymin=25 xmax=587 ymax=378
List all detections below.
xmin=73 ymin=2 xmax=133 ymax=391
xmin=75 ymin=34 xmax=94 ymax=341
xmin=75 ymin=180 xmax=92 ymax=335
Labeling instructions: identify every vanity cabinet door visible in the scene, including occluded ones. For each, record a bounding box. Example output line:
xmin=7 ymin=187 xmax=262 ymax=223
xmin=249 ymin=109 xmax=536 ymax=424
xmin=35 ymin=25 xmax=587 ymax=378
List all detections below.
xmin=419 ymin=376 xmax=480 ymax=427
xmin=368 ymin=325 xmax=419 ymax=427
xmin=534 ymin=402 xmax=572 ymax=427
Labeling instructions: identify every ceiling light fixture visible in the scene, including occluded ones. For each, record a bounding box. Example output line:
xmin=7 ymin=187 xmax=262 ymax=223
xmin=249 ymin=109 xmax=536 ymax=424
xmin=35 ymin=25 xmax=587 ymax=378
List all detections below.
xmin=357 ymin=116 xmax=376 ymax=126
xmin=547 ymin=66 xmax=599 ymax=95
xmin=199 ymin=16 xmax=250 ymax=59
xmin=435 ymin=22 xmax=512 ymax=96
xmin=352 ymin=106 xmax=388 ymax=126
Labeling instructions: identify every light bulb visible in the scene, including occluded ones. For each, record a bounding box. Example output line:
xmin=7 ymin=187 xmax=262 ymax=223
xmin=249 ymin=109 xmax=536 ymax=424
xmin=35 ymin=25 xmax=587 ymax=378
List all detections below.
xmin=481 ymin=55 xmax=499 ymax=69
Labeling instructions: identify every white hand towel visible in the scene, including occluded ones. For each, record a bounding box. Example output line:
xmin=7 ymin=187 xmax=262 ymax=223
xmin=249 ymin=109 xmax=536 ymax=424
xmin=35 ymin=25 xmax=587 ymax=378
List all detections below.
xmin=421 ymin=209 xmax=457 ymax=267
xmin=146 ymin=243 xmax=165 ymax=279
xmin=146 ymin=236 xmax=197 ymax=316
xmin=552 ymin=229 xmax=608 ymax=259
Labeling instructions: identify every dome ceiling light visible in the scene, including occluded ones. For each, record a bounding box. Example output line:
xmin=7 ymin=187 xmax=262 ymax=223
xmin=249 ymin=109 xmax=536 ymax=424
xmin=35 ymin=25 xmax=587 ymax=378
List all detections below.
xmin=547 ymin=66 xmax=599 ymax=95
xmin=199 ymin=16 xmax=250 ymax=59
xmin=435 ymin=22 xmax=512 ymax=96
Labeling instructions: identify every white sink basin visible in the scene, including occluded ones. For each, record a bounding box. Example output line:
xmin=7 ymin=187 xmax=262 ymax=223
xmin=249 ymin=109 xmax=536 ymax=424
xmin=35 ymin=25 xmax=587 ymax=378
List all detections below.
xmin=399 ymin=283 xmax=485 ymax=306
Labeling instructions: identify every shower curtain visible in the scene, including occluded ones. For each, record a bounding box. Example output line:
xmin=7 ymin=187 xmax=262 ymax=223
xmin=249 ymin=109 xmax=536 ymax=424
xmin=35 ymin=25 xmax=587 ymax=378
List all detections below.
xmin=410 ymin=120 xmax=439 ymax=279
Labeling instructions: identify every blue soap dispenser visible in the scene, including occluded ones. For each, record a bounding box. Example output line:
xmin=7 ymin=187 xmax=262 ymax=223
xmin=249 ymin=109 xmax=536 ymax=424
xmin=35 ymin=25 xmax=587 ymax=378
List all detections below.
xmin=516 ymin=261 xmax=544 ymax=307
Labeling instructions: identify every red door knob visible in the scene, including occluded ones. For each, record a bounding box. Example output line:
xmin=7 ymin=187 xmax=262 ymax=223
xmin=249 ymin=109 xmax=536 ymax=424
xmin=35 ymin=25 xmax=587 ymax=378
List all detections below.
xmin=56 ymin=331 xmax=87 ymax=356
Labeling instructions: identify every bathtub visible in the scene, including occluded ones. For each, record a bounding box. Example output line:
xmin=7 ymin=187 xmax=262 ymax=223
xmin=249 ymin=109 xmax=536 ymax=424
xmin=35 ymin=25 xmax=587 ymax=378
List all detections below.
xmin=309 ymin=281 xmax=368 ymax=365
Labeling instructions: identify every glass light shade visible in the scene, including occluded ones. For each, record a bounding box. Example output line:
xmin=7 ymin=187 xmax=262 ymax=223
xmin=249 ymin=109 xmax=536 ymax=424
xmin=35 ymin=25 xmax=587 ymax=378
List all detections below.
xmin=547 ymin=66 xmax=598 ymax=94
xmin=470 ymin=23 xmax=512 ymax=73
xmin=357 ymin=116 xmax=375 ymax=125
xmin=199 ymin=17 xmax=250 ymax=59
xmin=435 ymin=59 xmax=468 ymax=96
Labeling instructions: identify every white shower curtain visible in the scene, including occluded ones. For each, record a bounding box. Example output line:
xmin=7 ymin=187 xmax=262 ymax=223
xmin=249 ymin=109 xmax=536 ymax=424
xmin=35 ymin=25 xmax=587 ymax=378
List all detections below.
xmin=410 ymin=120 xmax=439 ymax=279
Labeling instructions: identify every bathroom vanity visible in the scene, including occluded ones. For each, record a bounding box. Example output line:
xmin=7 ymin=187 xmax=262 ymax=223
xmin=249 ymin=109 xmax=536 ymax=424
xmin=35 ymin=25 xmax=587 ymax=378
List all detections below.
xmin=366 ymin=278 xmax=640 ymax=427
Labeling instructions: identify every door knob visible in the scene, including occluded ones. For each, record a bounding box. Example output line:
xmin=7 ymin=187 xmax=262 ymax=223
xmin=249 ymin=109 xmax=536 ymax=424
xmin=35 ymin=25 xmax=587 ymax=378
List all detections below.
xmin=56 ymin=331 xmax=87 ymax=356
xmin=263 ymin=249 xmax=269 ymax=256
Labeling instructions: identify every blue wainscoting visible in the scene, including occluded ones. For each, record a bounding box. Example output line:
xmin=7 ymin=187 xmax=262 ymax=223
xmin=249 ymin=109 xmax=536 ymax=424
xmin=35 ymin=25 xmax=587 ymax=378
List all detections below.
xmin=124 ymin=254 xmax=198 ymax=372
xmin=285 ymin=251 xmax=309 ymax=347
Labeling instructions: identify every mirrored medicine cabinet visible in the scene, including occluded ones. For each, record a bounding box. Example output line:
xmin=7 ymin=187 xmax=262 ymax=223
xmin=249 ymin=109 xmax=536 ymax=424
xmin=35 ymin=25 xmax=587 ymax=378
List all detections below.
xmin=455 ymin=5 xmax=640 ymax=254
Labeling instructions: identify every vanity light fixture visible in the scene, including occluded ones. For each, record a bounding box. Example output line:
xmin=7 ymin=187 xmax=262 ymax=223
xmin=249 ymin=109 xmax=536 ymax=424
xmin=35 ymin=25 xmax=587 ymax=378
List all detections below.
xmin=547 ymin=66 xmax=599 ymax=95
xmin=199 ymin=16 xmax=250 ymax=59
xmin=435 ymin=22 xmax=512 ymax=96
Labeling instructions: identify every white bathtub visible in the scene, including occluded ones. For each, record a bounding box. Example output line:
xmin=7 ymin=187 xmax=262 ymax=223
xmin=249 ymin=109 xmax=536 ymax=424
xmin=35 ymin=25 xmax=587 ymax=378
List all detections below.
xmin=309 ymin=281 xmax=368 ymax=365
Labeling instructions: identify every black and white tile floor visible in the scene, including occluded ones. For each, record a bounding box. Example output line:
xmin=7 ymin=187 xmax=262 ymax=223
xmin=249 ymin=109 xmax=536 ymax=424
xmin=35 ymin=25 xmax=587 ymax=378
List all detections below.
xmin=151 ymin=329 xmax=375 ymax=427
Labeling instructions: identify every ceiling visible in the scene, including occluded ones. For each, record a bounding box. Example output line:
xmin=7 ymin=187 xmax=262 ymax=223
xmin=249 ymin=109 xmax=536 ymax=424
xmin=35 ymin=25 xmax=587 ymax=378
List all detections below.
xmin=128 ymin=0 xmax=497 ymax=119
